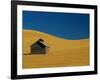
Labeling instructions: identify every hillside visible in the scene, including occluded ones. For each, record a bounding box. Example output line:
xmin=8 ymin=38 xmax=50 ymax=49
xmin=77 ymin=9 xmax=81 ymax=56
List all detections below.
xmin=22 ymin=30 xmax=90 ymax=68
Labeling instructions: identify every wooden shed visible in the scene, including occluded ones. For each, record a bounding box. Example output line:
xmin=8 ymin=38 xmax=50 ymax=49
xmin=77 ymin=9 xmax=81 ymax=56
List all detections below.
xmin=30 ymin=39 xmax=49 ymax=54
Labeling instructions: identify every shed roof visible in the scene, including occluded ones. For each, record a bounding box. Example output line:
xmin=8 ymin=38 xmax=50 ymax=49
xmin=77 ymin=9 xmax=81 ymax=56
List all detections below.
xmin=31 ymin=39 xmax=49 ymax=48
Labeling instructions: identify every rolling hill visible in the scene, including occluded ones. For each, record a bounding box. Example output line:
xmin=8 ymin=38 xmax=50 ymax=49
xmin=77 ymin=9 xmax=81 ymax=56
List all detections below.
xmin=22 ymin=29 xmax=90 ymax=68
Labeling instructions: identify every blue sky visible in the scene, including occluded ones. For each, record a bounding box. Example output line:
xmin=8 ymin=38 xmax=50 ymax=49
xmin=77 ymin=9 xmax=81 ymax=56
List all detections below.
xmin=23 ymin=11 xmax=89 ymax=40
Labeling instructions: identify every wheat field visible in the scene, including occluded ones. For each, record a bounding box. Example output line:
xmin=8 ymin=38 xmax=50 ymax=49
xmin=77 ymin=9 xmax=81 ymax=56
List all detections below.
xmin=22 ymin=30 xmax=90 ymax=69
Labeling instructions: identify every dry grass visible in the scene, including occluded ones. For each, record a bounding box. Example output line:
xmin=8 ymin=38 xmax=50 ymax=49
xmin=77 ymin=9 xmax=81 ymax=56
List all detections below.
xmin=22 ymin=30 xmax=90 ymax=68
